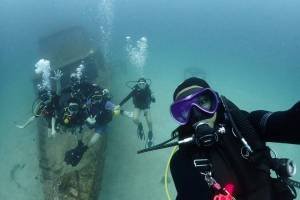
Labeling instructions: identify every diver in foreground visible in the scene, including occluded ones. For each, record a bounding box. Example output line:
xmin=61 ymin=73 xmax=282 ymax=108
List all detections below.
xmin=119 ymin=78 xmax=156 ymax=147
xmin=139 ymin=77 xmax=300 ymax=200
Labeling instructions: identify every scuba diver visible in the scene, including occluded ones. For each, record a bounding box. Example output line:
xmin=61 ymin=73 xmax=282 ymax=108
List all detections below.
xmin=58 ymin=98 xmax=85 ymax=133
xmin=61 ymin=73 xmax=93 ymax=104
xmin=138 ymin=77 xmax=300 ymax=200
xmin=57 ymin=72 xmax=98 ymax=133
xmin=64 ymin=85 xmax=120 ymax=167
xmin=16 ymin=70 xmax=62 ymax=137
xmin=119 ymin=77 xmax=156 ymax=147
xmin=84 ymin=86 xmax=115 ymax=146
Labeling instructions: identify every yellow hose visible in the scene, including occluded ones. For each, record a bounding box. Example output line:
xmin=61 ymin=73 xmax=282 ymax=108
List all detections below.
xmin=165 ymin=146 xmax=178 ymax=200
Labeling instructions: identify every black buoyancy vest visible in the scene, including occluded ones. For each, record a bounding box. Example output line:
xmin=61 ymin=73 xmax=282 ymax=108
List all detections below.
xmin=208 ymin=96 xmax=273 ymax=199
xmin=92 ymin=100 xmax=113 ymax=125
xmin=132 ymin=86 xmax=151 ymax=109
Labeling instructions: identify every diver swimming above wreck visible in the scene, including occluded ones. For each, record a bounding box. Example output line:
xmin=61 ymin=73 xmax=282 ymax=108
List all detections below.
xmin=119 ymin=77 xmax=156 ymax=148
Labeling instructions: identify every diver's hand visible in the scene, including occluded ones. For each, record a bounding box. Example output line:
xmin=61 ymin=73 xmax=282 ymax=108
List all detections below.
xmin=151 ymin=96 xmax=156 ymax=103
xmin=151 ymin=94 xmax=156 ymax=103
xmin=86 ymin=115 xmax=96 ymax=125
xmin=113 ymin=105 xmax=121 ymax=116
xmin=51 ymin=69 xmax=63 ymax=81
xmin=114 ymin=105 xmax=121 ymax=110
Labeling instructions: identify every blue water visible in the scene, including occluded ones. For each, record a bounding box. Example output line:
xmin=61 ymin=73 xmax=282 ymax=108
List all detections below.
xmin=0 ymin=0 xmax=300 ymax=199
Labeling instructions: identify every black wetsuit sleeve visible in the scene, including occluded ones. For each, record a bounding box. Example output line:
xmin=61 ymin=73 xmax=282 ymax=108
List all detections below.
xmin=249 ymin=101 xmax=300 ymax=144
xmin=119 ymin=90 xmax=134 ymax=106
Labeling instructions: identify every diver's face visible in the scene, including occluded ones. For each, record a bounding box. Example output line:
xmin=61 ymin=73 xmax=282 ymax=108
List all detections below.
xmin=40 ymin=92 xmax=52 ymax=105
xmin=68 ymin=103 xmax=79 ymax=115
xmin=91 ymin=94 xmax=103 ymax=104
xmin=137 ymin=81 xmax=146 ymax=89
xmin=190 ymin=93 xmax=217 ymax=127
xmin=176 ymin=86 xmax=218 ymax=127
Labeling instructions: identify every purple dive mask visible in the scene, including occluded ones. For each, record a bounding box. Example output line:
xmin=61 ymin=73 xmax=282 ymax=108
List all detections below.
xmin=170 ymin=88 xmax=219 ymax=125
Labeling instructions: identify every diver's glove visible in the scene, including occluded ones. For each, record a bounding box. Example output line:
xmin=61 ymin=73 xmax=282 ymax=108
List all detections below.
xmin=113 ymin=105 xmax=121 ymax=116
xmin=151 ymin=96 xmax=156 ymax=103
xmin=137 ymin=123 xmax=145 ymax=140
xmin=64 ymin=140 xmax=88 ymax=167
xmin=86 ymin=115 xmax=96 ymax=127
xmin=51 ymin=69 xmax=63 ymax=80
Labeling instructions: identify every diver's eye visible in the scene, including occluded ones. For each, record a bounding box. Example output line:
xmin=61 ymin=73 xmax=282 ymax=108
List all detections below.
xmin=198 ymin=96 xmax=212 ymax=110
xmin=138 ymin=82 xmax=146 ymax=88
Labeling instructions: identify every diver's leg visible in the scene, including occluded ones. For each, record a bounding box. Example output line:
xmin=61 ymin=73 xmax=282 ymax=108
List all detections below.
xmin=76 ymin=128 xmax=84 ymax=141
xmin=50 ymin=117 xmax=57 ymax=137
xmin=88 ymin=133 xmax=102 ymax=147
xmin=133 ymin=108 xmax=144 ymax=140
xmin=16 ymin=116 xmax=36 ymax=129
xmin=133 ymin=108 xmax=141 ymax=125
xmin=144 ymin=109 xmax=153 ymax=147
xmin=144 ymin=109 xmax=153 ymax=133
xmin=88 ymin=125 xmax=106 ymax=147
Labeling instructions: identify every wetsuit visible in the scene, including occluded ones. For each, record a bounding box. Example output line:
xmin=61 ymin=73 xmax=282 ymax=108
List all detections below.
xmin=170 ymin=101 xmax=300 ymax=200
xmin=55 ymin=95 xmax=85 ymax=130
xmin=36 ymin=91 xmax=60 ymax=128
xmin=57 ymin=108 xmax=85 ymax=129
xmin=86 ymin=98 xmax=115 ymax=134
xmin=62 ymin=82 xmax=100 ymax=104
xmin=119 ymin=85 xmax=152 ymax=109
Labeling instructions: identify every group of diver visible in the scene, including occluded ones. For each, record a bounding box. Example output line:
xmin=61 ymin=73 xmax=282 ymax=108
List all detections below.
xmin=16 ymin=61 xmax=300 ymax=199
xmin=63 ymin=74 xmax=299 ymax=200
xmin=17 ymin=65 xmax=156 ymax=167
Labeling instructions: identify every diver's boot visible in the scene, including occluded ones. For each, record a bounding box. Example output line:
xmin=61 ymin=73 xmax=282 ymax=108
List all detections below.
xmin=147 ymin=131 xmax=153 ymax=147
xmin=137 ymin=123 xmax=145 ymax=140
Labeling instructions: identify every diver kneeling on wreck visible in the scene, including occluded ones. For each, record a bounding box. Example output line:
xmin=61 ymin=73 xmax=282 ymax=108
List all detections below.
xmin=64 ymin=84 xmax=121 ymax=167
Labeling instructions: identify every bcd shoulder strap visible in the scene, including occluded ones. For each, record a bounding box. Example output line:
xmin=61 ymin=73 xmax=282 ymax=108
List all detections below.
xmin=221 ymin=96 xmax=267 ymax=149
xmin=220 ymin=96 xmax=272 ymax=171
